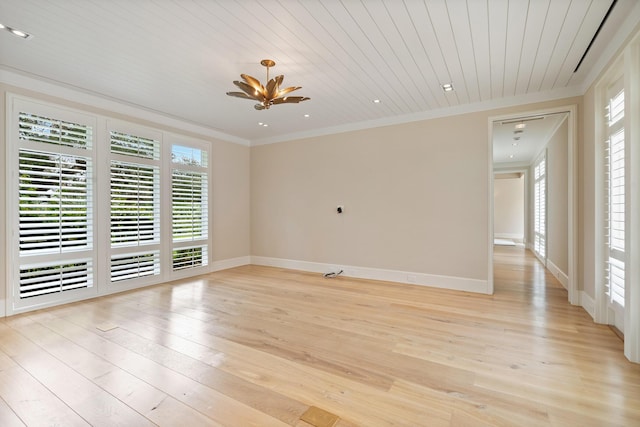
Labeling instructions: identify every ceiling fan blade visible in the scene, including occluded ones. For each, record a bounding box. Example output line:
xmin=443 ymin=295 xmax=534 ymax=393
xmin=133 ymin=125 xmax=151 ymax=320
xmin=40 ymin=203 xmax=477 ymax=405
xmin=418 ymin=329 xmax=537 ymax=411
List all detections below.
xmin=276 ymin=86 xmax=302 ymax=97
xmin=272 ymin=96 xmax=310 ymax=105
xmin=226 ymin=91 xmax=255 ymax=99
xmin=241 ymin=74 xmax=263 ymax=92
xmin=233 ymin=80 xmax=263 ymax=100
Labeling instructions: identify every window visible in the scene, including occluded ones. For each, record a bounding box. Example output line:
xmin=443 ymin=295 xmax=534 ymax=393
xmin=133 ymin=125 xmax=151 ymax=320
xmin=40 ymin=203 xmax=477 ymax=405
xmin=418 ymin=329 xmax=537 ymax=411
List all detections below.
xmin=13 ymin=108 xmax=96 ymax=305
xmin=109 ymin=129 xmax=161 ymax=284
xmin=8 ymin=98 xmax=212 ymax=314
xmin=533 ymin=153 xmax=546 ymax=261
xmin=171 ymin=144 xmax=209 ymax=271
xmin=604 ymin=82 xmax=625 ymax=318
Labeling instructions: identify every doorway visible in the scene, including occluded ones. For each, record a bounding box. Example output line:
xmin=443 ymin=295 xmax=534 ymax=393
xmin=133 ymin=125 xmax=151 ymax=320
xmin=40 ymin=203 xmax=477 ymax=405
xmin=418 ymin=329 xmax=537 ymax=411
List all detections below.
xmin=493 ymin=171 xmax=525 ymax=247
xmin=488 ymin=106 xmax=577 ymax=306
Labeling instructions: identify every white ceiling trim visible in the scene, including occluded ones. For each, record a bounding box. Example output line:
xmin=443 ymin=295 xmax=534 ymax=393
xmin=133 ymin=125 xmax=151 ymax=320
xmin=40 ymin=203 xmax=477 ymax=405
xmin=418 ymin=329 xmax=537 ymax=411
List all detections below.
xmin=3 ymin=64 xmax=582 ymax=149
xmin=0 ymin=67 xmax=250 ymax=146
xmin=251 ymin=85 xmax=582 ymax=146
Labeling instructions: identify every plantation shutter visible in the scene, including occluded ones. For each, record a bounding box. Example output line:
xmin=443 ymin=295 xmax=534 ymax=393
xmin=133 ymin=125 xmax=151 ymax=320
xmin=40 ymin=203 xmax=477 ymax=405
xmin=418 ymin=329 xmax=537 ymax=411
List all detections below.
xmin=604 ymin=84 xmax=625 ymax=308
xmin=19 ymin=151 xmax=91 ymax=253
xmin=110 ymin=162 xmax=159 ymax=245
xmin=172 ymin=171 xmax=208 ymax=241
xmin=17 ymin=111 xmax=94 ymax=300
xmin=10 ymin=97 xmax=215 ymax=315
xmin=171 ymin=144 xmax=209 ymax=271
xmin=109 ymin=130 xmax=161 ymax=283
xmin=172 ymin=246 xmax=209 ymax=271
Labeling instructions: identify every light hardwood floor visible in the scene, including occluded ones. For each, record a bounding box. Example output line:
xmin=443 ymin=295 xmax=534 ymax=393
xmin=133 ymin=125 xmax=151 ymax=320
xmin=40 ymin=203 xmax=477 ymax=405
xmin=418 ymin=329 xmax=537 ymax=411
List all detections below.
xmin=0 ymin=246 xmax=638 ymax=426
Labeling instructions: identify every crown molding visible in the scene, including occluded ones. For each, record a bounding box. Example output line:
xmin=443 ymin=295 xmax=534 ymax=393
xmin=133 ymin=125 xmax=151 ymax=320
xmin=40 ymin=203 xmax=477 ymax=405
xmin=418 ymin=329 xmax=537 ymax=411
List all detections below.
xmin=250 ymin=85 xmax=582 ymax=146
xmin=0 ymin=67 xmax=250 ymax=147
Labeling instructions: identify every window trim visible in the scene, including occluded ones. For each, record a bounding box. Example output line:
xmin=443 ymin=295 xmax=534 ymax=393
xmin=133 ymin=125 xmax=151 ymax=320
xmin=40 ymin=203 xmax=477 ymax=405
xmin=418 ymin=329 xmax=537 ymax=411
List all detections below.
xmin=593 ymin=35 xmax=640 ymax=362
xmin=5 ymin=96 xmax=213 ymax=315
xmin=8 ymin=98 xmax=99 ymax=313
xmin=603 ymin=79 xmax=626 ymax=323
xmin=163 ymin=134 xmax=212 ymax=280
xmin=104 ymin=120 xmax=163 ymax=291
xmin=532 ymin=151 xmax=547 ymax=264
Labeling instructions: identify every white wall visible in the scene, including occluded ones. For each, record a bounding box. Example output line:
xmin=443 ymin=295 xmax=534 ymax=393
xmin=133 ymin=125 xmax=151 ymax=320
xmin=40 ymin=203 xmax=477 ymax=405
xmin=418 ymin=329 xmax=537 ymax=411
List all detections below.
xmin=494 ymin=175 xmax=524 ymax=241
xmin=547 ymin=119 xmax=569 ymax=276
xmin=250 ymin=97 xmax=581 ymax=294
xmin=251 ymin=113 xmax=490 ymax=291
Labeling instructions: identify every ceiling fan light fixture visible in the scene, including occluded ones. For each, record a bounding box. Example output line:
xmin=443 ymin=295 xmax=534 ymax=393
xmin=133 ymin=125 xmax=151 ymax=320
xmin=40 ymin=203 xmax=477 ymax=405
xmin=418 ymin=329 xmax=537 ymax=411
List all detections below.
xmin=227 ymin=59 xmax=310 ymax=110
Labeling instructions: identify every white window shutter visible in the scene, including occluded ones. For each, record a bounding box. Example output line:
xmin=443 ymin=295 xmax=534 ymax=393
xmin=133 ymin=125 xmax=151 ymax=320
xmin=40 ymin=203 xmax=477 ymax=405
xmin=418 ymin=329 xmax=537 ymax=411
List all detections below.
xmin=604 ymin=87 xmax=625 ymax=309
xmin=108 ymin=130 xmax=161 ymax=284
xmin=170 ymin=144 xmax=209 ymax=272
xmin=16 ymin=111 xmax=94 ymax=301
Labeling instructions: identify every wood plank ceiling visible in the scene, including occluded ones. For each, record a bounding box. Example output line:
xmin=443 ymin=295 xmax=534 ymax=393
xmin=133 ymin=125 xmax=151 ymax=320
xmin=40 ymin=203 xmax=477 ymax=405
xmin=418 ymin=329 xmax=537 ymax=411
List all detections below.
xmin=0 ymin=0 xmax=636 ymax=143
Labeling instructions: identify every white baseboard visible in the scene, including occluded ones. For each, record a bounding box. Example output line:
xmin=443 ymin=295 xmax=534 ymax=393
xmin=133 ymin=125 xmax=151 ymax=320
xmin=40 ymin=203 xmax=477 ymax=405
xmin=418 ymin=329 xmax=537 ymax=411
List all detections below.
xmin=580 ymin=291 xmax=596 ymax=320
xmin=547 ymin=260 xmax=569 ymax=290
xmin=211 ymin=256 xmax=251 ymax=272
xmin=250 ymin=256 xmax=490 ymax=294
xmin=494 ymin=233 xmax=525 ymax=241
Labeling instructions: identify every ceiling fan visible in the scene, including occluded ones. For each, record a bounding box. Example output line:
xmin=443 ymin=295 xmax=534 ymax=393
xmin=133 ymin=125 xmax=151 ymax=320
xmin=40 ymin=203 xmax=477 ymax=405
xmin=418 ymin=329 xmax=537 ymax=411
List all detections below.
xmin=226 ymin=59 xmax=310 ymax=110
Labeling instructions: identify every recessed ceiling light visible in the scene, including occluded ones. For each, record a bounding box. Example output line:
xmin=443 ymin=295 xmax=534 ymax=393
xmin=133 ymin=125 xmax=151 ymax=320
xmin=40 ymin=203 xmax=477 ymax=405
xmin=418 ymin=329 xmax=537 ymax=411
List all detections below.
xmin=11 ymin=29 xmax=28 ymax=38
xmin=258 ymin=122 xmax=263 ymax=125
xmin=1 ymin=24 xmax=32 ymax=39
xmin=304 ymin=114 xmax=310 ymax=118
xmin=373 ymin=99 xmax=381 ymax=104
xmin=515 ymin=123 xmax=526 ymax=130
xmin=262 ymin=123 xmax=268 ymax=127
xmin=512 ymin=142 xmax=518 ymax=146
xmin=441 ymin=83 xmax=454 ymax=92
xmin=509 ymin=154 xmax=515 ymax=159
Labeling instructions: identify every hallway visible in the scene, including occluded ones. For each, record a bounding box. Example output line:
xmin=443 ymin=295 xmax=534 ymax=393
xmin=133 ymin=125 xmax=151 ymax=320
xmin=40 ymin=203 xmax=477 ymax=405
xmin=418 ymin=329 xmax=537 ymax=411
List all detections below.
xmin=493 ymin=245 xmax=564 ymax=304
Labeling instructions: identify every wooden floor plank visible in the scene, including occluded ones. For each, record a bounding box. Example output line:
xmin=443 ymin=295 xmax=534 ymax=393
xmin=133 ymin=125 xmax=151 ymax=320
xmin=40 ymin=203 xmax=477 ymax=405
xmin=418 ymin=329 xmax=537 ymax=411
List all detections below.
xmin=0 ymin=322 xmax=156 ymax=427
xmin=0 ymin=341 xmax=90 ymax=427
xmin=4 ymin=315 xmax=219 ymax=427
xmin=0 ymin=246 xmax=638 ymax=426
xmin=23 ymin=313 xmax=289 ymax=427
xmin=0 ymin=396 xmax=26 ymax=427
